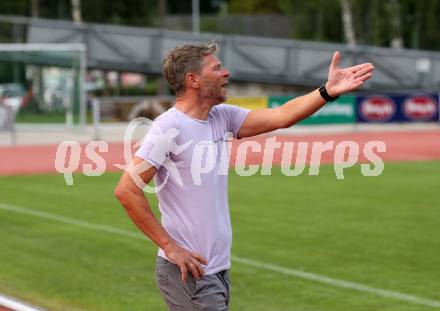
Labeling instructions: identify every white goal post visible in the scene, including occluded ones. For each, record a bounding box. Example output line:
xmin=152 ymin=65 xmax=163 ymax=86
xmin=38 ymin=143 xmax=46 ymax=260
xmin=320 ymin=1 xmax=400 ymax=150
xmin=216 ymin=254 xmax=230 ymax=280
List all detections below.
xmin=0 ymin=43 xmax=87 ymax=127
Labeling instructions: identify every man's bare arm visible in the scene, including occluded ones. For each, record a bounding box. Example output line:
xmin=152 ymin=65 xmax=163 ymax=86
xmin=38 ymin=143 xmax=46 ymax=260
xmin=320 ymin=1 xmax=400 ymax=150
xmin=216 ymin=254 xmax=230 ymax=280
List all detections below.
xmin=238 ymin=51 xmax=374 ymax=139
xmin=115 ymin=156 xmax=207 ymax=282
xmin=237 ymin=90 xmax=326 ymax=138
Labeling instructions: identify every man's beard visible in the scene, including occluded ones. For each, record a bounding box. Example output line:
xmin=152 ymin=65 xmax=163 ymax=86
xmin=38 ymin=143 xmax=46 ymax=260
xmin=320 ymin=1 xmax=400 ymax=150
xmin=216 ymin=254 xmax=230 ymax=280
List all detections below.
xmin=200 ymin=81 xmax=227 ymax=103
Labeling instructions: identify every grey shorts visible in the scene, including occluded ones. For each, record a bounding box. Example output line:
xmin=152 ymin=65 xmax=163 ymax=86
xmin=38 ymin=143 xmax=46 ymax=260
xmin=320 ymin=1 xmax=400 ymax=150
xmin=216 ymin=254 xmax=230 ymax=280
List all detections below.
xmin=156 ymin=256 xmax=231 ymax=311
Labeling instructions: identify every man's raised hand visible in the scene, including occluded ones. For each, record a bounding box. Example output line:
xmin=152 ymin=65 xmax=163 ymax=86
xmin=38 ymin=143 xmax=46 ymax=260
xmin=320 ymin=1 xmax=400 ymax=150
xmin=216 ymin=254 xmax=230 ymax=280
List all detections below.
xmin=325 ymin=51 xmax=374 ymax=98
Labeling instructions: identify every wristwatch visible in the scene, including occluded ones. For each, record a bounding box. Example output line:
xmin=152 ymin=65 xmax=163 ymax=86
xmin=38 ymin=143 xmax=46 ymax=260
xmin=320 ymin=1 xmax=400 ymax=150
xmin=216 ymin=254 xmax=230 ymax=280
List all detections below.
xmin=319 ymin=84 xmax=339 ymax=102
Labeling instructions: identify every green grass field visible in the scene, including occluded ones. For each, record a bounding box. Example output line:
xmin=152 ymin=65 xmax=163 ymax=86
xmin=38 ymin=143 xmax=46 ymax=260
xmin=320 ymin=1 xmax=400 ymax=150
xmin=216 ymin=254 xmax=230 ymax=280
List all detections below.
xmin=0 ymin=162 xmax=439 ymax=311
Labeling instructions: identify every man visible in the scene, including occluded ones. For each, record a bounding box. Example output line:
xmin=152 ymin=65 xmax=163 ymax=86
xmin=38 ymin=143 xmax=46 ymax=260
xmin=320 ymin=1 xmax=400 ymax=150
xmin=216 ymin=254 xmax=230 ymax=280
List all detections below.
xmin=115 ymin=41 xmax=373 ymax=310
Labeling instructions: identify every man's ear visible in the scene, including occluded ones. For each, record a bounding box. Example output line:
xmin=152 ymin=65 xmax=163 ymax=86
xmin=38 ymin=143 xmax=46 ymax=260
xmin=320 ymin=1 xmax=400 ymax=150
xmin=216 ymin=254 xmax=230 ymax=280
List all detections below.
xmin=186 ymin=73 xmax=200 ymax=89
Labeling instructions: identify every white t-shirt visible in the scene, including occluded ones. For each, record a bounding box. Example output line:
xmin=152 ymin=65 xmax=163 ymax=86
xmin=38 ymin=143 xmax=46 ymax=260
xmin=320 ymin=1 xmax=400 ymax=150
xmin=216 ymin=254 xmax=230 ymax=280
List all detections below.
xmin=135 ymin=104 xmax=249 ymax=274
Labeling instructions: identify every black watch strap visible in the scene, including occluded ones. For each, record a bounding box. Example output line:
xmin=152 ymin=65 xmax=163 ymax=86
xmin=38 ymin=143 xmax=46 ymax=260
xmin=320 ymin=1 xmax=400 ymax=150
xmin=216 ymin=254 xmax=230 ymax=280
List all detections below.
xmin=319 ymin=84 xmax=339 ymax=102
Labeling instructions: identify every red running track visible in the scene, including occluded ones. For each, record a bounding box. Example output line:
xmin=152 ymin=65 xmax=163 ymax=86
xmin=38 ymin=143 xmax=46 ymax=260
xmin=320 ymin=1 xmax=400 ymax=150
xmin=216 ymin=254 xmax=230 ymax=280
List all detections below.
xmin=1 ymin=130 xmax=440 ymax=176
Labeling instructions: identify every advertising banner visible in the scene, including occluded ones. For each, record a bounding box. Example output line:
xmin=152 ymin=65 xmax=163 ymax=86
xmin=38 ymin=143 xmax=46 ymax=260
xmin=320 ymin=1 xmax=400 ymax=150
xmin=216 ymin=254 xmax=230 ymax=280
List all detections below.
xmin=269 ymin=95 xmax=356 ymax=125
xmin=357 ymin=94 xmax=439 ymax=123
xmin=226 ymin=97 xmax=268 ymax=110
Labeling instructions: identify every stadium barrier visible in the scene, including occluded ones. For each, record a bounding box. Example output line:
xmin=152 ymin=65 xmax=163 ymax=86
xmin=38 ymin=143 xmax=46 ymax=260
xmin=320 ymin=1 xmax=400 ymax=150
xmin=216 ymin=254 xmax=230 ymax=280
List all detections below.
xmin=356 ymin=93 xmax=439 ymax=123
xmin=226 ymin=95 xmax=357 ymax=125
xmin=269 ymin=95 xmax=356 ymax=125
xmin=226 ymin=92 xmax=440 ymax=125
xmin=225 ymin=97 xmax=268 ymax=110
xmin=85 ymin=93 xmax=440 ymax=140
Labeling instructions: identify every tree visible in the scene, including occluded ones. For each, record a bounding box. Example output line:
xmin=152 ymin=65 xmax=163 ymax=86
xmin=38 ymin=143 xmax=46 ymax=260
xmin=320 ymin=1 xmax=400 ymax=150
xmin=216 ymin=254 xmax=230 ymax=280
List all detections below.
xmin=279 ymin=0 xmax=343 ymax=42
xmin=340 ymin=0 xmax=356 ymax=46
xmin=418 ymin=0 xmax=440 ymax=50
xmin=229 ymin=0 xmax=282 ymax=14
xmin=387 ymin=0 xmax=403 ymax=48
xmin=71 ymin=0 xmax=82 ymax=24
xmin=31 ymin=0 xmax=39 ymax=17
xmin=1 ymin=0 xmax=440 ymax=50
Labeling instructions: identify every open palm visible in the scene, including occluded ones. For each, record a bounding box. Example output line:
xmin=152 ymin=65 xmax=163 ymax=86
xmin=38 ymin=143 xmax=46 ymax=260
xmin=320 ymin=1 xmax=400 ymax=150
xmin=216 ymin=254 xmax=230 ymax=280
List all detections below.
xmin=326 ymin=51 xmax=374 ymax=97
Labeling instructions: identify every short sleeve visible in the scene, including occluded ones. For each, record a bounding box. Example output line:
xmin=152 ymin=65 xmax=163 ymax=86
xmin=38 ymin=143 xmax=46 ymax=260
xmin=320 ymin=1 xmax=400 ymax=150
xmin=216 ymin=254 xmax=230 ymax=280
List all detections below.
xmin=215 ymin=104 xmax=250 ymax=138
xmin=135 ymin=116 xmax=177 ymax=169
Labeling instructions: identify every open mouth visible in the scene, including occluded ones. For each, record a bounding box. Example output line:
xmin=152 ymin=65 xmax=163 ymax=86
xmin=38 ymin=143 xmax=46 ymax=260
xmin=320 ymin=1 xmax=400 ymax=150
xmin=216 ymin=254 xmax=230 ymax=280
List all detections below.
xmin=222 ymin=81 xmax=229 ymax=88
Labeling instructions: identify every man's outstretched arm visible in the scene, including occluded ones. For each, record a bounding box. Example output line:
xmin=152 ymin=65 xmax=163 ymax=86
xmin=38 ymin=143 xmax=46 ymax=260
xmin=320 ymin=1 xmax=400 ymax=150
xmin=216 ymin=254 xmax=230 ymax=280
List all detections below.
xmin=114 ymin=156 xmax=207 ymax=282
xmin=238 ymin=51 xmax=374 ymax=138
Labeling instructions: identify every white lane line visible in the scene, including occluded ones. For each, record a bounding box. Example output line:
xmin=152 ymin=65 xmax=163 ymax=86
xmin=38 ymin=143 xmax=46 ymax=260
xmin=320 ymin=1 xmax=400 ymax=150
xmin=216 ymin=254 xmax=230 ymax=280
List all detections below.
xmin=1 ymin=202 xmax=439 ymax=309
xmin=0 ymin=294 xmax=43 ymax=311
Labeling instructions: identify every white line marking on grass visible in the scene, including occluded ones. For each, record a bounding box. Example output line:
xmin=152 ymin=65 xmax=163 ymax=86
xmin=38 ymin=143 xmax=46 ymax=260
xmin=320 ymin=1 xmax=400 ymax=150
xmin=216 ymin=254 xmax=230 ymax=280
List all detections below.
xmin=0 ymin=293 xmax=44 ymax=311
xmin=232 ymin=257 xmax=440 ymax=308
xmin=1 ymin=202 xmax=440 ymax=309
xmin=0 ymin=202 xmax=143 ymax=240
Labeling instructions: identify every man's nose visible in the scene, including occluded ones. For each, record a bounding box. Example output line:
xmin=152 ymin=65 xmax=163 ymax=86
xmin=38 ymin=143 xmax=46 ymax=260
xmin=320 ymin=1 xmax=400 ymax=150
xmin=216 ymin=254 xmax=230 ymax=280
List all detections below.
xmin=222 ymin=69 xmax=230 ymax=77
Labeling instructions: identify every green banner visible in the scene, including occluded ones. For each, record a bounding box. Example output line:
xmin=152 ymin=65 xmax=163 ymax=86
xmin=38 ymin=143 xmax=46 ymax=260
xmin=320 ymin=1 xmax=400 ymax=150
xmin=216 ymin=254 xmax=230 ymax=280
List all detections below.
xmin=269 ymin=95 xmax=356 ymax=124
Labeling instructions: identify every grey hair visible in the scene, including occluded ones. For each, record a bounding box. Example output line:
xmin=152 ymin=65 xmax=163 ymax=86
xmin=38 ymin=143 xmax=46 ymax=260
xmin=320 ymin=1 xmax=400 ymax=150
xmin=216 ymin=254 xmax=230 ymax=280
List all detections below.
xmin=162 ymin=41 xmax=218 ymax=95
